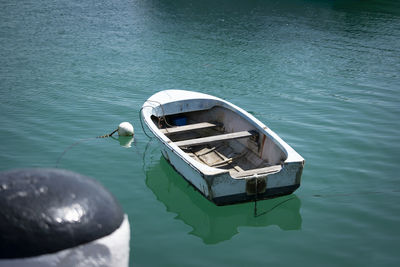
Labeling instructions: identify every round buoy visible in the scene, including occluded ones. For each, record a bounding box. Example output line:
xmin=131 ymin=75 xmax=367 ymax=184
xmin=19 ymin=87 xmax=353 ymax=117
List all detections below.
xmin=0 ymin=168 xmax=130 ymax=267
xmin=117 ymin=122 xmax=134 ymax=136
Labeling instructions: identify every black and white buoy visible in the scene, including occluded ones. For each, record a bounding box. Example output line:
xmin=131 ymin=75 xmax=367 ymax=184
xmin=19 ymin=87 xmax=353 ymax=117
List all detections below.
xmin=0 ymin=168 xmax=130 ymax=267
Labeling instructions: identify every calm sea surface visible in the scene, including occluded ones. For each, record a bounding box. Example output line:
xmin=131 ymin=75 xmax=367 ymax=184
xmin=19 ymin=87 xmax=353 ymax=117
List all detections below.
xmin=1 ymin=0 xmax=400 ymax=266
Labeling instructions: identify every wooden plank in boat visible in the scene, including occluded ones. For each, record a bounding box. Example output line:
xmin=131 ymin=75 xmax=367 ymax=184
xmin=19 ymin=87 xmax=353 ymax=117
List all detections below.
xmin=160 ymin=122 xmax=218 ymax=135
xmin=231 ymin=165 xmax=282 ymax=178
xmin=175 ymin=131 xmax=254 ymax=147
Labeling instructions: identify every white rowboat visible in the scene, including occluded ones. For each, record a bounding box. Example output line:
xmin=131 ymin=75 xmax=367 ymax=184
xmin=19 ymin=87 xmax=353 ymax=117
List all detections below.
xmin=141 ymin=90 xmax=305 ymax=205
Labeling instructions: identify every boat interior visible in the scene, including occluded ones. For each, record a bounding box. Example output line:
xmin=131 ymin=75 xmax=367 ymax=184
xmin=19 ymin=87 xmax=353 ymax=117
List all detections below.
xmin=151 ymin=106 xmax=287 ymax=178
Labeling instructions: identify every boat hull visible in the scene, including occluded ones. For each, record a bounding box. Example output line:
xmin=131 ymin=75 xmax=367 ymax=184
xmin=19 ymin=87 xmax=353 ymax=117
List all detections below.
xmin=142 ymin=90 xmax=305 ymax=205
xmin=159 ymin=139 xmax=302 ymax=205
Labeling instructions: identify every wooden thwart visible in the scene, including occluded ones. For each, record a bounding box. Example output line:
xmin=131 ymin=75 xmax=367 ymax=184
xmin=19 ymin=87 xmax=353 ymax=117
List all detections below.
xmin=160 ymin=122 xmax=218 ymax=135
xmin=231 ymin=165 xmax=282 ymax=178
xmin=175 ymin=131 xmax=254 ymax=147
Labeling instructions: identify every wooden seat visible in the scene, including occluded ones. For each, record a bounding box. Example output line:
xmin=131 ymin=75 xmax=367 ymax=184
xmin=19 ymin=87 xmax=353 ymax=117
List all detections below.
xmin=175 ymin=131 xmax=255 ymax=147
xmin=160 ymin=122 xmax=219 ymax=135
xmin=230 ymin=165 xmax=282 ymax=178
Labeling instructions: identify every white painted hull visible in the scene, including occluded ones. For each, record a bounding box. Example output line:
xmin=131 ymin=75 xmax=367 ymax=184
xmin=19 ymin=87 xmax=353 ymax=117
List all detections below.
xmin=142 ymin=90 xmax=304 ymax=205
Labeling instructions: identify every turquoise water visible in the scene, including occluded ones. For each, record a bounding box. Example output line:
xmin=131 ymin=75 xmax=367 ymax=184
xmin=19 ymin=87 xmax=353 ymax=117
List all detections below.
xmin=1 ymin=0 xmax=400 ymax=266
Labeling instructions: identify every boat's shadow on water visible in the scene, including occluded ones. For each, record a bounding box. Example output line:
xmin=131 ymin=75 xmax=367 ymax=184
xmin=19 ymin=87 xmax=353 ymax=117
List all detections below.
xmin=145 ymin=155 xmax=302 ymax=244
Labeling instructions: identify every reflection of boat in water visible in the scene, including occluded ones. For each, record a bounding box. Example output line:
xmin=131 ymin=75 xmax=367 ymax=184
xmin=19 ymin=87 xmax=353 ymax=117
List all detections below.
xmin=145 ymin=156 xmax=302 ymax=244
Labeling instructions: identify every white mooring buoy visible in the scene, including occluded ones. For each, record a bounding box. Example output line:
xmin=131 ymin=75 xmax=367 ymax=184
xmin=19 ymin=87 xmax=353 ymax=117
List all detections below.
xmin=117 ymin=122 xmax=134 ymax=136
xmin=98 ymin=122 xmax=135 ymax=139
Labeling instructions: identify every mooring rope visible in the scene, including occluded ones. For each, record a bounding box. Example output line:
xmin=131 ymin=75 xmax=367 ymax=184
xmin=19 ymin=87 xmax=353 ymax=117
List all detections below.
xmin=96 ymin=129 xmax=118 ymax=138
xmin=55 ymin=137 xmax=97 ymax=168
xmin=56 ymin=122 xmax=134 ymax=168
xmin=139 ymin=106 xmax=155 ymax=139
xmin=254 ymin=177 xmax=258 ymax=217
xmin=144 ymin=99 xmax=173 ymax=128
xmin=139 ymin=99 xmax=173 ymax=139
xmin=56 ymin=127 xmax=120 ymax=168
xmin=254 ymin=196 xmax=296 ymax=218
